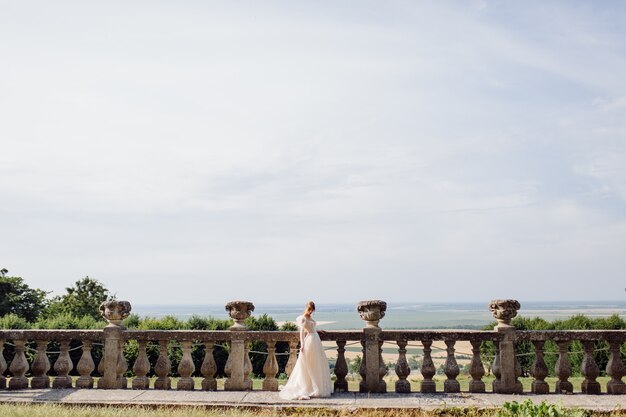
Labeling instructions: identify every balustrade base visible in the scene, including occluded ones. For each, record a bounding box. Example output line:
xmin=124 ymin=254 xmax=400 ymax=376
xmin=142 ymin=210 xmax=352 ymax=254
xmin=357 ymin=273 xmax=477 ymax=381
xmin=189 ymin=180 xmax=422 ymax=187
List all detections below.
xmin=8 ymin=377 xmax=28 ymax=390
xmin=117 ymin=377 xmax=127 ymax=389
xmin=334 ymin=380 xmax=348 ymax=392
xmin=469 ymin=380 xmax=485 ymax=393
xmin=154 ymin=377 xmax=171 ymax=390
xmin=0 ymin=377 xmax=6 ymax=389
xmin=177 ymin=378 xmax=194 ymax=391
xmin=581 ymin=380 xmax=601 ymax=395
xmin=52 ymin=376 xmax=72 ymax=389
xmin=395 ymin=379 xmax=411 ymax=393
xmin=444 ymin=379 xmax=460 ymax=393
xmin=201 ymin=379 xmax=217 ymax=391
xmin=262 ymin=378 xmax=278 ymax=391
xmin=132 ymin=377 xmax=150 ymax=390
xmin=420 ymin=380 xmax=436 ymax=393
xmin=76 ymin=377 xmax=93 ymax=389
xmin=31 ymin=376 xmax=51 ymax=389
xmin=531 ymin=380 xmax=550 ymax=394
xmin=608 ymin=380 xmax=626 ymax=395
xmin=555 ymin=380 xmax=574 ymax=394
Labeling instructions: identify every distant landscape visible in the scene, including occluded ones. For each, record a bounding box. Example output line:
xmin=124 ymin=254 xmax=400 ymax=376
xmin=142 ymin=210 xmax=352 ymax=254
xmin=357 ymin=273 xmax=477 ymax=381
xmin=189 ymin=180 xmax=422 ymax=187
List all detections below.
xmin=133 ymin=301 xmax=626 ymax=330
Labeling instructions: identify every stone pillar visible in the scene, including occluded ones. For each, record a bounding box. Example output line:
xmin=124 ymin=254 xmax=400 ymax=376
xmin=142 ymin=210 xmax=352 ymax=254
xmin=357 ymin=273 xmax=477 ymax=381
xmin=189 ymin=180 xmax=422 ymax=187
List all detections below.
xmin=395 ymin=339 xmax=411 ymax=393
xmin=262 ymin=341 xmax=279 ymax=391
xmin=201 ymin=342 xmax=217 ymax=391
xmin=177 ymin=341 xmax=195 ymax=390
xmin=76 ymin=340 xmax=95 ymax=389
xmin=132 ymin=341 xmax=150 ymax=390
xmin=530 ymin=340 xmax=549 ymax=394
xmin=52 ymin=340 xmax=73 ymax=388
xmin=420 ymin=340 xmax=436 ymax=393
xmin=554 ymin=340 xmax=573 ymax=393
xmin=8 ymin=339 xmax=29 ymax=390
xmin=98 ymin=300 xmax=131 ymax=389
xmin=606 ymin=340 xmax=626 ymax=394
xmin=224 ymin=300 xmax=254 ymax=391
xmin=334 ymin=340 xmax=349 ymax=392
xmin=488 ymin=299 xmax=522 ymax=394
xmin=469 ymin=340 xmax=485 ymax=393
xmin=581 ymin=340 xmax=600 ymax=394
xmin=0 ymin=340 xmax=6 ymax=389
xmin=357 ymin=300 xmax=387 ymax=393
xmin=31 ymin=340 xmax=51 ymax=389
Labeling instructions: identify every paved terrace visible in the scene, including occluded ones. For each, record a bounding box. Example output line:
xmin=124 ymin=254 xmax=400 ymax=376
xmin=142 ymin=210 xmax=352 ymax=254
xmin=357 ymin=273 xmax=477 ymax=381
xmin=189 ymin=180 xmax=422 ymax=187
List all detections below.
xmin=2 ymin=389 xmax=626 ymax=412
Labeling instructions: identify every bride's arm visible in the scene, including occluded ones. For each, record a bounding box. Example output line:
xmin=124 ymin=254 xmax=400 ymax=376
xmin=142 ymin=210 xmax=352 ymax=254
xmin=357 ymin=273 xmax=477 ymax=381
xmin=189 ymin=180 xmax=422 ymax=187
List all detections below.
xmin=299 ymin=324 xmax=306 ymax=352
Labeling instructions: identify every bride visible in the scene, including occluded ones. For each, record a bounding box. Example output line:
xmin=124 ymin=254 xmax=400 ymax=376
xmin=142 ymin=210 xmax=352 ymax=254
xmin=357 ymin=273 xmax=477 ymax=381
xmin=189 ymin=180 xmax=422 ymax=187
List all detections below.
xmin=279 ymin=301 xmax=333 ymax=400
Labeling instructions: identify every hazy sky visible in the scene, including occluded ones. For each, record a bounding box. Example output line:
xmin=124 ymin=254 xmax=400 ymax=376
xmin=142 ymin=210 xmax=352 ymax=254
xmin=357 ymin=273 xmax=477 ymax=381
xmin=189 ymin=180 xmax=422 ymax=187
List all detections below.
xmin=2 ymin=1 xmax=626 ymax=306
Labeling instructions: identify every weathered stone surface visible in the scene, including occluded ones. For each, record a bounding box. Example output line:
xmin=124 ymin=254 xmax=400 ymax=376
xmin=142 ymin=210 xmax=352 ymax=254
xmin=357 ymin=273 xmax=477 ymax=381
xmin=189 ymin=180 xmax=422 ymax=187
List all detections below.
xmin=488 ymin=299 xmax=520 ymax=327
xmin=225 ymin=301 xmax=254 ymax=330
xmin=357 ymin=300 xmax=387 ymax=328
xmin=100 ymin=301 xmax=132 ymax=328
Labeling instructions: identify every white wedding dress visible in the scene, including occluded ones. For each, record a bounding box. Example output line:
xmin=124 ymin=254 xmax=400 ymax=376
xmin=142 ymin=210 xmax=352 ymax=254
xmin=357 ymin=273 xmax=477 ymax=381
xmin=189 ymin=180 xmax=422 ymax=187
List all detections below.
xmin=279 ymin=315 xmax=333 ymax=400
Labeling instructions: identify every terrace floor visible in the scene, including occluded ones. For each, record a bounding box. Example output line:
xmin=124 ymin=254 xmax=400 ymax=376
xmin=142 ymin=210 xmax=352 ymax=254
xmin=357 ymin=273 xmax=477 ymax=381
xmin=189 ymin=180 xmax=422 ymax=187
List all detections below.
xmin=2 ymin=389 xmax=626 ymax=412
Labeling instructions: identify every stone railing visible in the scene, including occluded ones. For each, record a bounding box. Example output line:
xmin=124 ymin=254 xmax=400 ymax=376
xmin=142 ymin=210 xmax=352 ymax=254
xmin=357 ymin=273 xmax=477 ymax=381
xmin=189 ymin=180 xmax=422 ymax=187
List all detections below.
xmin=1 ymin=299 xmax=625 ymax=395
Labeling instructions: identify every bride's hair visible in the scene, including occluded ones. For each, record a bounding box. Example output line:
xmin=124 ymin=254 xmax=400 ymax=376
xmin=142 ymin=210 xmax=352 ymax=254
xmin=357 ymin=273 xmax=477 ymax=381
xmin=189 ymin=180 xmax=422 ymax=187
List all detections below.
xmin=303 ymin=301 xmax=315 ymax=316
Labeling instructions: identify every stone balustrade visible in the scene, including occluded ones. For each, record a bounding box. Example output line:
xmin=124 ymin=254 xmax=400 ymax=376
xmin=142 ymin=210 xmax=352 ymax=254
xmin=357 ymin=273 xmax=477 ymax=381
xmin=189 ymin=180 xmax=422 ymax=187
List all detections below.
xmin=1 ymin=299 xmax=626 ymax=395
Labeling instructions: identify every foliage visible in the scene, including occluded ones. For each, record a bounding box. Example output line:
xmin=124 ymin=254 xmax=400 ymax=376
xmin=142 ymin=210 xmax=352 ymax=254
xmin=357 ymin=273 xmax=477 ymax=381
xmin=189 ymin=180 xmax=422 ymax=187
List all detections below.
xmin=46 ymin=276 xmax=111 ymax=321
xmin=481 ymin=314 xmax=626 ymax=378
xmin=0 ymin=273 xmax=48 ymax=321
xmin=498 ymin=400 xmax=586 ymax=417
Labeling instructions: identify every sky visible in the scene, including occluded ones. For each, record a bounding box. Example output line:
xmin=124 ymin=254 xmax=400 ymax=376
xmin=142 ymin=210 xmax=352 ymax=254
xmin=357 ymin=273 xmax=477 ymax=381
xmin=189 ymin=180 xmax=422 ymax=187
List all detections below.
xmin=1 ymin=1 xmax=626 ymax=306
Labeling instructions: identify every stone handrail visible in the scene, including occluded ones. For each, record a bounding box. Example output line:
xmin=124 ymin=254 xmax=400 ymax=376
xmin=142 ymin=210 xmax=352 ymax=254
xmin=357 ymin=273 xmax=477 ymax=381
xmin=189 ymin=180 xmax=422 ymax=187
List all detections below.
xmin=1 ymin=299 xmax=626 ymax=395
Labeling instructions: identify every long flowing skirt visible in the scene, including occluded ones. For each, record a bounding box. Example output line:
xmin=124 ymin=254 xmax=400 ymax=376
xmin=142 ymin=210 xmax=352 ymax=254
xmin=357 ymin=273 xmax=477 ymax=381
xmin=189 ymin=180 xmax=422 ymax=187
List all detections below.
xmin=279 ymin=332 xmax=333 ymax=399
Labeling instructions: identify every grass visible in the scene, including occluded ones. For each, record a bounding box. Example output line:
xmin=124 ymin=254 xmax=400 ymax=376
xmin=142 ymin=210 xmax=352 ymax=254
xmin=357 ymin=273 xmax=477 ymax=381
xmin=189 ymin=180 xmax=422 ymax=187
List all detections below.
xmin=2 ymin=403 xmax=626 ymax=417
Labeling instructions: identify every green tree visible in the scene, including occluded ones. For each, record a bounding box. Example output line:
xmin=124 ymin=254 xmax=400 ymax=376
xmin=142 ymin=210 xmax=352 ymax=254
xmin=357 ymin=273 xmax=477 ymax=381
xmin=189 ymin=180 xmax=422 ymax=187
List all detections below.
xmin=0 ymin=271 xmax=48 ymax=321
xmin=47 ymin=276 xmax=111 ymax=320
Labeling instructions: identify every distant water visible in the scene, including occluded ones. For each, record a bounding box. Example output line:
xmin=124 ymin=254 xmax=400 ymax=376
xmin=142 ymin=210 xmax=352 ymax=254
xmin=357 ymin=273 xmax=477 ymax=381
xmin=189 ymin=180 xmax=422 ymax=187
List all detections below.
xmin=131 ymin=301 xmax=626 ymax=330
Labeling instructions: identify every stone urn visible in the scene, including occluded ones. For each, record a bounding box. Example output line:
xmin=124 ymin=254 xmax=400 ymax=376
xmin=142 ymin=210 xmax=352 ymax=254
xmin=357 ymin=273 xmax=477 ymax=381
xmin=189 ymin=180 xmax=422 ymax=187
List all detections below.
xmin=225 ymin=300 xmax=255 ymax=330
xmin=357 ymin=300 xmax=387 ymax=328
xmin=99 ymin=300 xmax=132 ymax=328
xmin=488 ymin=299 xmax=520 ymax=327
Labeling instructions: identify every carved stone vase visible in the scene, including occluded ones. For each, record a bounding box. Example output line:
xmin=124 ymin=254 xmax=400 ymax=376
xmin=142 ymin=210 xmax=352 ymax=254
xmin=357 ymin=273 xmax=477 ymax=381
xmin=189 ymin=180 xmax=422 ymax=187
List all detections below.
xmin=225 ymin=300 xmax=255 ymax=330
xmin=357 ymin=300 xmax=387 ymax=328
xmin=488 ymin=299 xmax=520 ymax=327
xmin=99 ymin=300 xmax=132 ymax=328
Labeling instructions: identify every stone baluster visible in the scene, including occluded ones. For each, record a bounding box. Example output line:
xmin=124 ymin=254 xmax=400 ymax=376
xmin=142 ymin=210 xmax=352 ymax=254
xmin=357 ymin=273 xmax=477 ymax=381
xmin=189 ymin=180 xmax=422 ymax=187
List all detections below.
xmin=8 ymin=339 xmax=29 ymax=389
xmin=469 ymin=340 xmax=485 ymax=393
xmin=132 ymin=341 xmax=150 ymax=389
xmin=394 ymin=339 xmax=410 ymax=393
xmin=154 ymin=339 xmax=171 ymax=390
xmin=358 ymin=339 xmax=367 ymax=393
xmin=52 ymin=340 xmax=73 ymax=388
xmin=0 ymin=340 xmax=7 ymax=389
xmin=606 ymin=340 xmax=626 ymax=394
xmin=357 ymin=300 xmax=387 ymax=393
xmin=177 ymin=341 xmax=195 ymax=390
xmin=286 ymin=341 xmax=298 ymax=377
xmin=420 ymin=340 xmax=436 ymax=393
xmin=243 ymin=343 xmax=253 ymax=390
xmin=116 ymin=341 xmax=128 ymax=389
xmin=443 ymin=340 xmax=460 ymax=393
xmin=97 ymin=353 xmax=105 ymax=378
xmin=333 ymin=340 xmax=348 ymax=392
xmin=554 ymin=340 xmax=573 ymax=393
xmin=530 ymin=340 xmax=549 ymax=394
xmin=201 ymin=342 xmax=217 ymax=391
xmin=31 ymin=340 xmax=51 ymax=388
xmin=581 ymin=340 xmax=600 ymax=394
xmin=378 ymin=340 xmax=387 ymax=393
xmin=262 ymin=341 xmax=279 ymax=391
xmin=491 ymin=342 xmax=501 ymax=393
xmin=224 ymin=300 xmax=254 ymax=391
xmin=76 ymin=340 xmax=95 ymax=389
xmin=99 ymin=300 xmax=131 ymax=389
xmin=489 ymin=299 xmax=522 ymax=393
